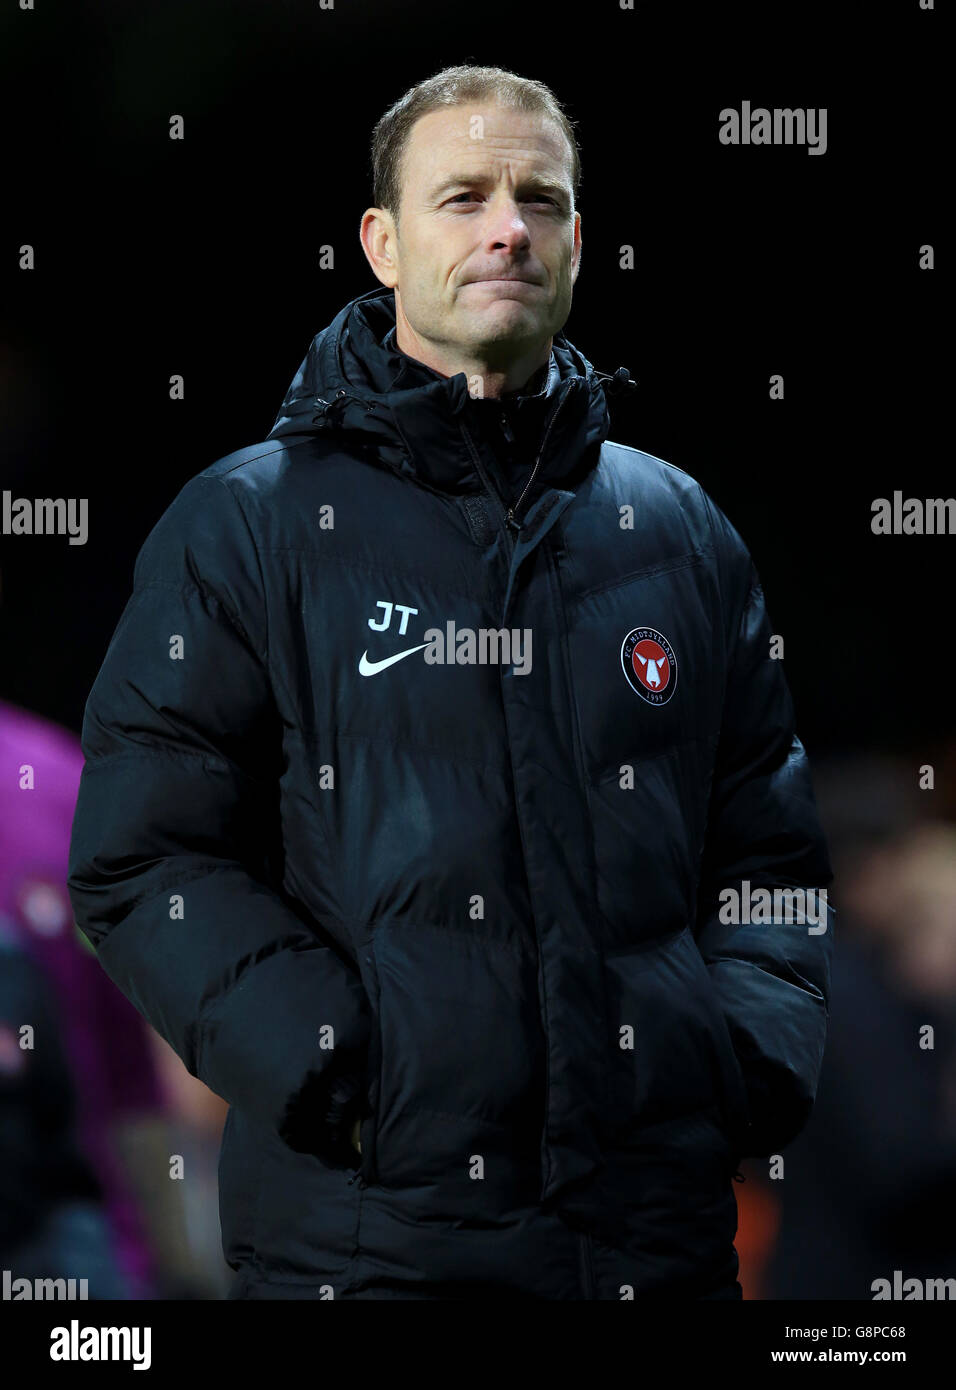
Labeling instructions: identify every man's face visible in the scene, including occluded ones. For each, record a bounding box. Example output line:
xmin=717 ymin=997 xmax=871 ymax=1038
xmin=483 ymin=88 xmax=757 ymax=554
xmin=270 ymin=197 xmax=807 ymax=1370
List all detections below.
xmin=363 ymin=103 xmax=582 ymax=370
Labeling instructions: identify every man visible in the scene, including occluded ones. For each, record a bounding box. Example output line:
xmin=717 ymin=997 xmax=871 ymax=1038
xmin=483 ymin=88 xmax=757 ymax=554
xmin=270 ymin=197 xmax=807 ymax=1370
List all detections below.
xmin=68 ymin=64 xmax=834 ymax=1300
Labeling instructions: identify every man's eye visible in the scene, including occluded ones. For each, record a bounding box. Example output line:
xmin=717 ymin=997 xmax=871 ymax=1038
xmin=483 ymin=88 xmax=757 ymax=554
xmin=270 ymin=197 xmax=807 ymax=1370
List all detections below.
xmin=447 ymin=193 xmax=556 ymax=206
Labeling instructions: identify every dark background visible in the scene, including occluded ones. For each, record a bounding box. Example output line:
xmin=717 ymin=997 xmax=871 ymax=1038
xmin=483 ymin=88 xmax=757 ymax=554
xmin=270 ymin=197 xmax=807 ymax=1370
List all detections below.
xmin=2 ymin=0 xmax=947 ymax=761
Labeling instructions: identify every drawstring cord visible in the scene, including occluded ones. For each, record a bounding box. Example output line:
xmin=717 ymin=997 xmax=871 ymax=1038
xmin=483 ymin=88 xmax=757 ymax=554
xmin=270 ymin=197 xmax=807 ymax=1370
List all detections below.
xmin=312 ymin=387 xmax=379 ymax=427
xmin=593 ymin=365 xmax=637 ymax=396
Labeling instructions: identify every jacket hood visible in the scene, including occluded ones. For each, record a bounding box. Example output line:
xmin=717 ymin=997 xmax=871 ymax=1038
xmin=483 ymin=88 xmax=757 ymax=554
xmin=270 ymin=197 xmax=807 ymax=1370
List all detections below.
xmin=266 ymin=286 xmax=635 ymax=497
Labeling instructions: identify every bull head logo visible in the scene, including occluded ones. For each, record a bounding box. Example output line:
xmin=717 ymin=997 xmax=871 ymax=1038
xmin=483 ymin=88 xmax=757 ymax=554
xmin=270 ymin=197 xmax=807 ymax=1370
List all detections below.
xmin=635 ymin=652 xmax=666 ymax=687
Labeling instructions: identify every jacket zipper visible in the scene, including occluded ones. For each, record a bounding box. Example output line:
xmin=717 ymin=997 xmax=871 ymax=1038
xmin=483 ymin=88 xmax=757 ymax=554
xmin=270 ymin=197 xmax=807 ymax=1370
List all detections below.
xmin=458 ymin=418 xmax=515 ymax=559
xmin=457 ymin=381 xmax=578 ymax=1203
xmin=465 ymin=394 xmax=558 ymax=1195
xmin=457 ymin=378 xmax=576 ymax=554
xmin=505 ymin=379 xmax=574 ymax=527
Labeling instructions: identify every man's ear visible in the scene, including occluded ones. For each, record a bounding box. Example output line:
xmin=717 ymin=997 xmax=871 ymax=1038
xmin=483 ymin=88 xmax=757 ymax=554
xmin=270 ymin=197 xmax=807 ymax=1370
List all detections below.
xmin=570 ymin=211 xmax=582 ymax=285
xmin=360 ymin=208 xmax=399 ymax=289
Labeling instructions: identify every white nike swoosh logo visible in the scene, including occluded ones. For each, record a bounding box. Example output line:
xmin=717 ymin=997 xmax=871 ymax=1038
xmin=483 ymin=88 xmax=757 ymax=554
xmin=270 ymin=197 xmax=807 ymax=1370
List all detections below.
xmin=358 ymin=643 xmax=429 ymax=676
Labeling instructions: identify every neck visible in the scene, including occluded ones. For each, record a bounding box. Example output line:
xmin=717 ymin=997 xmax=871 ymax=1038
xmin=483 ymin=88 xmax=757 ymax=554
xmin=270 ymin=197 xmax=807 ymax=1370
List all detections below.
xmin=393 ymin=316 xmax=551 ymax=399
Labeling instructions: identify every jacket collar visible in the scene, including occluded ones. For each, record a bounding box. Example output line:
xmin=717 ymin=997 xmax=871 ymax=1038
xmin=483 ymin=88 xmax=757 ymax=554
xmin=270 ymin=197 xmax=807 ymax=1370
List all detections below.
xmin=267 ymin=286 xmax=634 ymax=499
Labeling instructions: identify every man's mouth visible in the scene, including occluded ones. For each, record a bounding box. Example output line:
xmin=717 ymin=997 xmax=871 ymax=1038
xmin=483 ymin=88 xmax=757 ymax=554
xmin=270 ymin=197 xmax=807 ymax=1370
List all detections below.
xmin=466 ymin=277 xmax=540 ymax=287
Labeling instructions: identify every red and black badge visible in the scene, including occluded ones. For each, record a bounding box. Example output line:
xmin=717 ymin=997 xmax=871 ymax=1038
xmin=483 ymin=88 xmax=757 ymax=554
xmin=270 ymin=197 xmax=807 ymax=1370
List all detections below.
xmin=621 ymin=627 xmax=678 ymax=705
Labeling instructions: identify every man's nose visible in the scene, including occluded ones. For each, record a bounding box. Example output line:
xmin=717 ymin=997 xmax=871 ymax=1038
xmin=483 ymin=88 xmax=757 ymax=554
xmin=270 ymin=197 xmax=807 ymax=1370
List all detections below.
xmin=484 ymin=196 xmax=532 ymax=249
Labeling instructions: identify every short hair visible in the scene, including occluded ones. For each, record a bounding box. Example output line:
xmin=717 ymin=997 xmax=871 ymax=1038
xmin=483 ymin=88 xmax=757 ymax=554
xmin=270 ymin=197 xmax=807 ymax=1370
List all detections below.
xmin=370 ymin=64 xmax=582 ymax=229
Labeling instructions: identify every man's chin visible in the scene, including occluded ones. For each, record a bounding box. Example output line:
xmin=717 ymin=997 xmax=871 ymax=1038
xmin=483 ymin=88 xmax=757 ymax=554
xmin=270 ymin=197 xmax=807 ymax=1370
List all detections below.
xmin=460 ymin=302 xmax=546 ymax=346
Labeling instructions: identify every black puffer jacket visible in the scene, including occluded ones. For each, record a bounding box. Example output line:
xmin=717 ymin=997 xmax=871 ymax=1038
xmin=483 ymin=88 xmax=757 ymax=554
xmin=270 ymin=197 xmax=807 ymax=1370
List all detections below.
xmin=68 ymin=286 xmax=834 ymax=1299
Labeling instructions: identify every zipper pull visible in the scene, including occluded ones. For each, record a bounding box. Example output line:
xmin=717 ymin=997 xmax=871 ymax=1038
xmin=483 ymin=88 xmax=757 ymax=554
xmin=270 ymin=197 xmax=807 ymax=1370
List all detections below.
xmin=499 ymin=410 xmax=515 ymax=445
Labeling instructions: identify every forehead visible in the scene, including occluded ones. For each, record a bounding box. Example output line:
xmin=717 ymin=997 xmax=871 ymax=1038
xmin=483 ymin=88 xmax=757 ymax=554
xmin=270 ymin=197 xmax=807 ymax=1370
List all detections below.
xmin=404 ymin=103 xmax=569 ymax=180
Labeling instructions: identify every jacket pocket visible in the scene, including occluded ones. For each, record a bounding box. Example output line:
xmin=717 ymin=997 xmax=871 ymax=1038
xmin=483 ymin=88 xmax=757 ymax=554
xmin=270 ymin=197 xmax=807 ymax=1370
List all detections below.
xmin=603 ymin=924 xmax=750 ymax=1147
xmin=356 ymin=921 xmax=545 ymax=1209
xmin=355 ymin=940 xmax=383 ymax=1187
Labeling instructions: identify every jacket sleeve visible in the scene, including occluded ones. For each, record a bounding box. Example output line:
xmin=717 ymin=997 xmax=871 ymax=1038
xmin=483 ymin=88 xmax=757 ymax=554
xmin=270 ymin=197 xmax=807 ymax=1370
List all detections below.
xmin=67 ymin=472 xmax=370 ymax=1162
xmin=693 ymin=489 xmax=834 ymax=1159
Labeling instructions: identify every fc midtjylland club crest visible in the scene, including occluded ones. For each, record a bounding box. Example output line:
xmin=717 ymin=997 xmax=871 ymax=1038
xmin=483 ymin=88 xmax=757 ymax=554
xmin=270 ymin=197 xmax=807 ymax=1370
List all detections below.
xmin=621 ymin=627 xmax=678 ymax=705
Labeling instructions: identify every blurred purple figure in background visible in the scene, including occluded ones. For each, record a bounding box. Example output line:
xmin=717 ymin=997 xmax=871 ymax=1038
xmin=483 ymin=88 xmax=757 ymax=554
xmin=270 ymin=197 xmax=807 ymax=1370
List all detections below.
xmin=0 ymin=697 xmax=163 ymax=1296
xmin=1 ymin=696 xmax=231 ymax=1298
